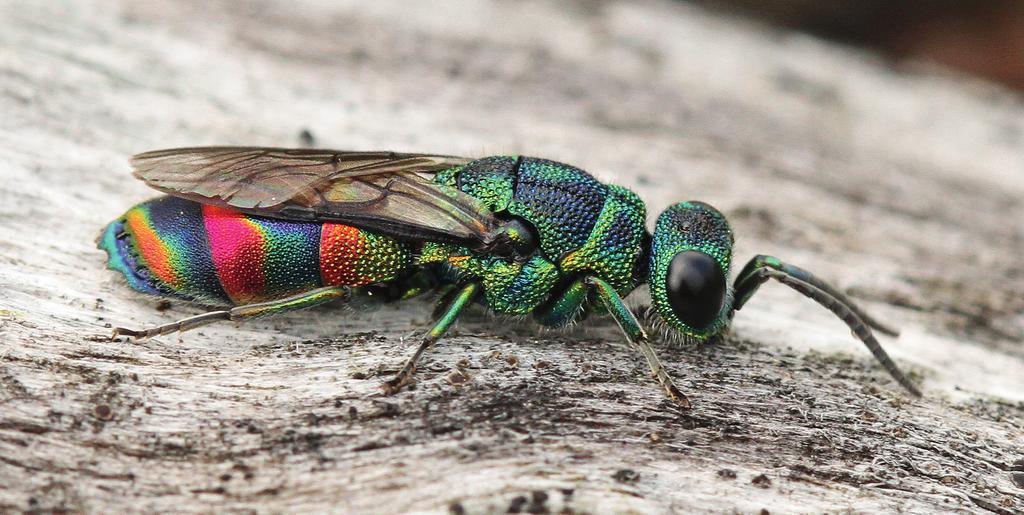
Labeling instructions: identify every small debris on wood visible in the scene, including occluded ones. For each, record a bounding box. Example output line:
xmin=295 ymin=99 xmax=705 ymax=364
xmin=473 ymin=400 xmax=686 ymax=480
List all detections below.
xmin=718 ymin=469 xmax=738 ymax=480
xmin=447 ymin=367 xmax=471 ymax=386
xmin=751 ymin=474 xmax=772 ymax=488
xmin=298 ymin=129 xmax=315 ymax=147
xmin=92 ymin=404 xmax=112 ymax=421
xmin=612 ymin=469 xmax=641 ymax=484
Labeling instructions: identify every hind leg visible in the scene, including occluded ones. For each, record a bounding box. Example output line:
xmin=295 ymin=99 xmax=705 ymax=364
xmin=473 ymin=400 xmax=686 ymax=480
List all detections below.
xmin=111 ymin=286 xmax=351 ymax=340
xmin=383 ymin=282 xmax=480 ymax=394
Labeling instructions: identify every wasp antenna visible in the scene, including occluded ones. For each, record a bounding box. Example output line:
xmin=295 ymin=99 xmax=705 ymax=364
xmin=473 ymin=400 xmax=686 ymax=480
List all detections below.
xmin=736 ymin=264 xmax=921 ymax=397
xmin=734 ymin=255 xmax=900 ymax=337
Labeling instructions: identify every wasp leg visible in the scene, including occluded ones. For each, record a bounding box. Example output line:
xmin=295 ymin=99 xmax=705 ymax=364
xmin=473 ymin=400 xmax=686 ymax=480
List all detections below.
xmin=533 ymin=279 xmax=588 ymax=327
xmin=587 ymin=277 xmax=691 ymax=408
xmin=383 ymin=282 xmax=480 ymax=394
xmin=732 ymin=255 xmax=921 ymax=397
xmin=111 ymin=287 xmax=352 ymax=340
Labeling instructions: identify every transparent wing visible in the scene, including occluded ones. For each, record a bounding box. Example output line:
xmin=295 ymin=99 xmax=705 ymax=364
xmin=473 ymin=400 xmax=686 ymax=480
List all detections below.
xmin=130 ymin=147 xmax=498 ymax=245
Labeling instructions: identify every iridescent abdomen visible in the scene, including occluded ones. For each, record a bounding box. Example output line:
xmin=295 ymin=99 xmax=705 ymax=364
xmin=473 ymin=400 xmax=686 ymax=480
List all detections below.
xmin=98 ymin=196 xmax=413 ymax=306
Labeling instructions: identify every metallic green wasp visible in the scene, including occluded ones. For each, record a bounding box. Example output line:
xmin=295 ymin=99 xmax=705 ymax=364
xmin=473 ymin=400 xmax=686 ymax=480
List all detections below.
xmin=99 ymin=147 xmax=921 ymax=407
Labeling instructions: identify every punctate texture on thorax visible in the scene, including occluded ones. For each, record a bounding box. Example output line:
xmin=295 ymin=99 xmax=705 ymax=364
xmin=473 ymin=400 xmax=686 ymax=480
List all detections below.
xmin=434 ymin=156 xmax=648 ymax=296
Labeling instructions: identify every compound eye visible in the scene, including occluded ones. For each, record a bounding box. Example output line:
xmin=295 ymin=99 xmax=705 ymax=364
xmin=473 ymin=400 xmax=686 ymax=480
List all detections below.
xmin=666 ymin=250 xmax=726 ymax=329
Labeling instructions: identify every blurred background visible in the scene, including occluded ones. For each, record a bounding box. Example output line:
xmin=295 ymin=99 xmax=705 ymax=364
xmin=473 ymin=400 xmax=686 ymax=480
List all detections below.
xmin=692 ymin=0 xmax=1024 ymax=90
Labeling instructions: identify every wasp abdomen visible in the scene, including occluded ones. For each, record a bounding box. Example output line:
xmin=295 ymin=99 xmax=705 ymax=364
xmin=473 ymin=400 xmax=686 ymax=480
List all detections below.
xmin=99 ymin=196 xmax=231 ymax=305
xmin=98 ymin=196 xmax=413 ymax=306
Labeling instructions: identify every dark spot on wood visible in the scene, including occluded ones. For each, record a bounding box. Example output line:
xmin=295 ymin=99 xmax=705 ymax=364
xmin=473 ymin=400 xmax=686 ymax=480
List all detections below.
xmin=447 ymin=368 xmax=471 ymax=386
xmin=190 ymin=487 xmax=225 ymax=495
xmin=233 ymin=463 xmax=254 ymax=480
xmin=527 ymin=490 xmax=549 ymax=514
xmin=1011 ymin=472 xmax=1024 ymax=488
xmin=717 ymin=468 xmax=737 ymax=480
xmin=155 ymin=300 xmax=172 ymax=312
xmin=508 ymin=495 xmax=528 ymax=513
xmin=299 ymin=129 xmax=315 ymax=147
xmin=751 ymin=474 xmax=772 ymax=488
xmin=93 ymin=405 xmax=112 ymax=421
xmin=612 ymin=469 xmax=640 ymax=484
xmin=352 ymin=441 xmax=388 ymax=452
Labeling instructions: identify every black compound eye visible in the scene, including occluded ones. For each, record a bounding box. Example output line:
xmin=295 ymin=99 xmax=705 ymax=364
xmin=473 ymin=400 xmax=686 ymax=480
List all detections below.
xmin=666 ymin=251 xmax=726 ymax=329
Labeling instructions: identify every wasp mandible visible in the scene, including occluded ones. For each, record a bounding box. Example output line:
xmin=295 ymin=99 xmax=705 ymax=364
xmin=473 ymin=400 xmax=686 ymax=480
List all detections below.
xmin=98 ymin=147 xmax=921 ymax=406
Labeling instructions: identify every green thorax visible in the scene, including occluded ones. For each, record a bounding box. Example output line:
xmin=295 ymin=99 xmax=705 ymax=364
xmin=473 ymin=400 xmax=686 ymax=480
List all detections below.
xmin=421 ymin=156 xmax=649 ymax=314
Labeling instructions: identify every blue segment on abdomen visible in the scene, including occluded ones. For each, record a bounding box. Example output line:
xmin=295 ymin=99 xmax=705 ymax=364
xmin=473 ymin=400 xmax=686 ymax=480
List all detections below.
xmin=98 ymin=219 xmax=163 ymax=297
xmin=98 ymin=196 xmax=231 ymax=305
xmin=145 ymin=197 xmax=230 ymax=304
xmin=249 ymin=216 xmax=323 ymax=298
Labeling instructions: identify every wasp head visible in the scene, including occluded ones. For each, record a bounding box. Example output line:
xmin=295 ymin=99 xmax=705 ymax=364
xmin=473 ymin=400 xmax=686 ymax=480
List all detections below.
xmin=649 ymin=201 xmax=734 ymax=341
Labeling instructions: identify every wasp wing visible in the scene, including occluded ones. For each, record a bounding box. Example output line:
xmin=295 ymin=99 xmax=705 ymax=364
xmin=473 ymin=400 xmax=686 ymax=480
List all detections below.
xmin=130 ymin=146 xmax=497 ymax=245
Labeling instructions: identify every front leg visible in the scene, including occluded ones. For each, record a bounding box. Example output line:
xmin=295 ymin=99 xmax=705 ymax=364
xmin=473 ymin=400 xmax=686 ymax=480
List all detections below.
xmin=587 ymin=277 xmax=691 ymax=408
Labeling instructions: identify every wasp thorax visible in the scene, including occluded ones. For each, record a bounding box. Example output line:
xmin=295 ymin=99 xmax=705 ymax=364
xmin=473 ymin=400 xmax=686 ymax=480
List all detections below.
xmin=650 ymin=201 xmax=734 ymax=339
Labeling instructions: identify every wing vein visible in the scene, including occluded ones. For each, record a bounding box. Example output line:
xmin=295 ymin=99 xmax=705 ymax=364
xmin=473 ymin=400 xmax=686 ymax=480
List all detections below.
xmin=129 ymin=146 xmax=493 ymax=246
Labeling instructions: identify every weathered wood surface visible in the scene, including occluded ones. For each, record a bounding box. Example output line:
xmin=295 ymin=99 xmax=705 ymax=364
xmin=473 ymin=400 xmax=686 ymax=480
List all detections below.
xmin=1 ymin=1 xmax=1022 ymax=513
